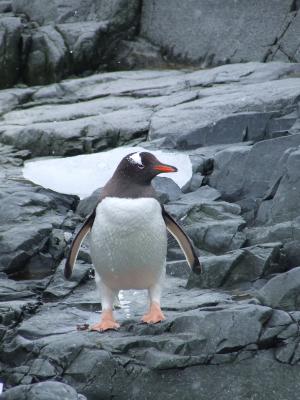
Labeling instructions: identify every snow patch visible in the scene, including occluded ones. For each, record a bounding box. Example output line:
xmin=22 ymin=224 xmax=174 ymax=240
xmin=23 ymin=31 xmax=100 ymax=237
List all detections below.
xmin=23 ymin=146 xmax=192 ymax=199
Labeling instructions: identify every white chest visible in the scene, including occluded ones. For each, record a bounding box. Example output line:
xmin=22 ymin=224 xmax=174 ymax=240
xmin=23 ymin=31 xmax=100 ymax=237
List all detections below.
xmin=90 ymin=197 xmax=167 ymax=289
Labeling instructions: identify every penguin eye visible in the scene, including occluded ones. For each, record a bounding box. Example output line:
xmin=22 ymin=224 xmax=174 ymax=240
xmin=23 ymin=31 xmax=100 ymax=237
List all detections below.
xmin=137 ymin=164 xmax=144 ymax=170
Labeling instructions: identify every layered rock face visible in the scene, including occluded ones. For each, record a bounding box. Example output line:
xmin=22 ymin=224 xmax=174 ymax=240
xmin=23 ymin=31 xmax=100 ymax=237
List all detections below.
xmin=0 ymin=0 xmax=141 ymax=87
xmin=141 ymin=0 xmax=300 ymax=65
xmin=0 ymin=0 xmax=299 ymax=88
xmin=0 ymin=61 xmax=300 ymax=399
xmin=1 ymin=1 xmax=300 ymax=398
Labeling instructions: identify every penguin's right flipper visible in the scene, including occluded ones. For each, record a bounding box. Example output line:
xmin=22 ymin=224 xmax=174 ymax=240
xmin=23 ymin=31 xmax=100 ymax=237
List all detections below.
xmin=64 ymin=210 xmax=96 ymax=279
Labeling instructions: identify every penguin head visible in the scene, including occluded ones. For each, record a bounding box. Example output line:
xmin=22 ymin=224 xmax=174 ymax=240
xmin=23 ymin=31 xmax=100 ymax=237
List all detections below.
xmin=115 ymin=152 xmax=177 ymax=183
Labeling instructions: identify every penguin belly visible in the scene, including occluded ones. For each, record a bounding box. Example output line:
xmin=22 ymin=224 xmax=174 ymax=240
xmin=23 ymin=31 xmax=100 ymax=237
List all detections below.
xmin=90 ymin=197 xmax=167 ymax=290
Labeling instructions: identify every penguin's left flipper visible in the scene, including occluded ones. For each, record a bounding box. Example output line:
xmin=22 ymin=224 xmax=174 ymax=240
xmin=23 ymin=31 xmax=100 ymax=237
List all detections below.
xmin=64 ymin=210 xmax=96 ymax=279
xmin=162 ymin=207 xmax=202 ymax=275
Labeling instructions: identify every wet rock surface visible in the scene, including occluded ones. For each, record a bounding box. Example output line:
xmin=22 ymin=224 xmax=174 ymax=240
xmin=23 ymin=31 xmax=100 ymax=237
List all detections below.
xmin=0 ymin=145 xmax=78 ymax=277
xmin=1 ymin=61 xmax=300 ymax=399
xmin=0 ymin=381 xmax=87 ymax=400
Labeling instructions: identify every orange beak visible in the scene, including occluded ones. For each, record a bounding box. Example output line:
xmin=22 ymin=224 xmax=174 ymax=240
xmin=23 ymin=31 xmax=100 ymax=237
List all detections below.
xmin=153 ymin=164 xmax=178 ymax=173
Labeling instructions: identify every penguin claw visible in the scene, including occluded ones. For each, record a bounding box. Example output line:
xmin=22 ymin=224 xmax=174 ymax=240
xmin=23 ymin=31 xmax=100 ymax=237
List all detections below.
xmin=141 ymin=314 xmax=165 ymax=324
xmin=141 ymin=303 xmax=165 ymax=324
xmin=89 ymin=320 xmax=120 ymax=332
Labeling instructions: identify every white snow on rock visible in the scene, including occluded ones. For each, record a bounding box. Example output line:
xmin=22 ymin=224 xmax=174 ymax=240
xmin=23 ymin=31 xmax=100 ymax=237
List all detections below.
xmin=23 ymin=146 xmax=192 ymax=199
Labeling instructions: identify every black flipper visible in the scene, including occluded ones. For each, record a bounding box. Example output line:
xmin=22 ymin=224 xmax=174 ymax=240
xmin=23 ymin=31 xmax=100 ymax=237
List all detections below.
xmin=64 ymin=210 xmax=96 ymax=279
xmin=162 ymin=207 xmax=202 ymax=275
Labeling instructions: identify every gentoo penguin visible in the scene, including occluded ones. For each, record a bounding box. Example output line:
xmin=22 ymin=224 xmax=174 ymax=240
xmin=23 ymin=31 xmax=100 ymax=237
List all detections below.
xmin=65 ymin=152 xmax=201 ymax=331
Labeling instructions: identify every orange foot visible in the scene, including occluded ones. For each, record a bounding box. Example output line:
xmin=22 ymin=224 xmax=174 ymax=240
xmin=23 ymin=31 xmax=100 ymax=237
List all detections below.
xmin=90 ymin=320 xmax=120 ymax=332
xmin=142 ymin=303 xmax=165 ymax=324
xmin=89 ymin=310 xmax=120 ymax=332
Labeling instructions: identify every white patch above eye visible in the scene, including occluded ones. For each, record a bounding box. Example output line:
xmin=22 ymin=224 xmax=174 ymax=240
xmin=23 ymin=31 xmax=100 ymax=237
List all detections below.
xmin=128 ymin=152 xmax=144 ymax=168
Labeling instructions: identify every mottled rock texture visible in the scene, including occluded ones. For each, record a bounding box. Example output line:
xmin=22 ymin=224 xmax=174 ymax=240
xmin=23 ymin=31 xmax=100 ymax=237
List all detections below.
xmin=141 ymin=0 xmax=300 ymax=65
xmin=0 ymin=0 xmax=141 ymax=87
xmin=0 ymin=62 xmax=299 ymax=156
xmin=1 ymin=61 xmax=300 ymax=400
xmin=0 ymin=0 xmax=300 ymax=88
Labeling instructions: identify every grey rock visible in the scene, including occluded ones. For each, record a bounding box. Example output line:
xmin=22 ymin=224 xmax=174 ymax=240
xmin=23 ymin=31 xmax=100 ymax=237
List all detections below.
xmin=1 ymin=106 xmax=152 ymax=156
xmin=242 ymin=135 xmax=300 ymax=202
xmin=0 ymin=63 xmax=298 ymax=156
xmin=0 ymin=144 xmax=78 ymax=275
xmin=176 ymin=199 xmax=246 ymax=255
xmin=184 ymin=61 xmax=300 ymax=86
xmin=152 ymin=176 xmax=182 ymax=204
xmin=109 ymin=37 xmax=167 ymax=70
xmin=9 ymin=0 xmax=140 ymax=86
xmin=0 ymin=88 xmax=34 ymax=116
xmin=166 ymin=246 xmax=186 ymax=261
xmin=175 ymin=186 xmax=221 ymax=206
xmin=188 ymin=242 xmax=283 ymax=289
xmin=210 ymin=134 xmax=300 ymax=214
xmin=0 ymin=17 xmax=22 ymax=89
xmin=258 ymin=267 xmax=300 ymax=311
xmin=181 ymin=173 xmax=204 ymax=193
xmin=2 ymin=61 xmax=300 ymax=400
xmin=189 ymin=153 xmax=214 ymax=175
xmin=187 ymin=251 xmax=242 ymax=289
xmin=63 ymin=347 xmax=117 ymax=399
xmin=1 ymin=257 xmax=299 ymax=400
xmin=143 ymin=347 xmax=203 ymax=370
xmin=23 ymin=25 xmax=68 ymax=86
xmin=245 ymin=220 xmax=300 ymax=246
xmin=277 ymin=323 xmax=298 ymax=340
xmin=0 ymin=279 xmax=35 ymax=301
xmin=224 ymin=242 xmax=284 ymax=286
xmin=283 ymin=241 xmax=300 ymax=269
xmin=260 ymin=309 xmax=293 ymax=342
xmin=0 ymin=222 xmax=52 ymax=275
xmin=165 ymin=186 xmax=241 ymax=256
xmin=168 ymin=304 xmax=271 ymax=353
xmin=266 ymin=111 xmax=298 ymax=138
xmin=291 ymin=114 xmax=300 ymax=133
xmin=275 ymin=337 xmax=298 ymax=364
xmin=15 ymin=304 xmax=93 ymax=339
xmin=28 ymin=358 xmax=57 ymax=379
xmin=77 ymin=246 xmax=92 ymax=265
xmin=76 ymin=188 xmax=102 ymax=218
xmin=290 ymin=340 xmax=300 ymax=365
xmin=0 ymin=2 xmax=12 ymax=13
xmin=166 ymin=260 xmax=190 ymax=279
xmin=149 ymin=78 xmax=300 ymax=149
xmin=0 ymin=381 xmax=86 ymax=400
xmin=267 ymin=11 xmax=300 ymax=63
xmin=43 ymin=260 xmax=91 ymax=299
xmin=141 ymin=0 xmax=295 ymax=65
xmin=12 ymin=0 xmax=140 ymax=27
xmin=209 ymin=144 xmax=252 ymax=201
xmin=56 ymin=21 xmax=108 ymax=74
xmin=48 ymin=228 xmax=68 ymax=260
xmin=0 ymin=300 xmax=25 ymax=327
xmin=246 ymin=223 xmax=300 ymax=272
xmin=256 ymin=147 xmax=300 ymax=225
xmin=153 ymin=186 xmax=221 ymax=222
xmin=113 ymin=352 xmax=300 ymax=399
